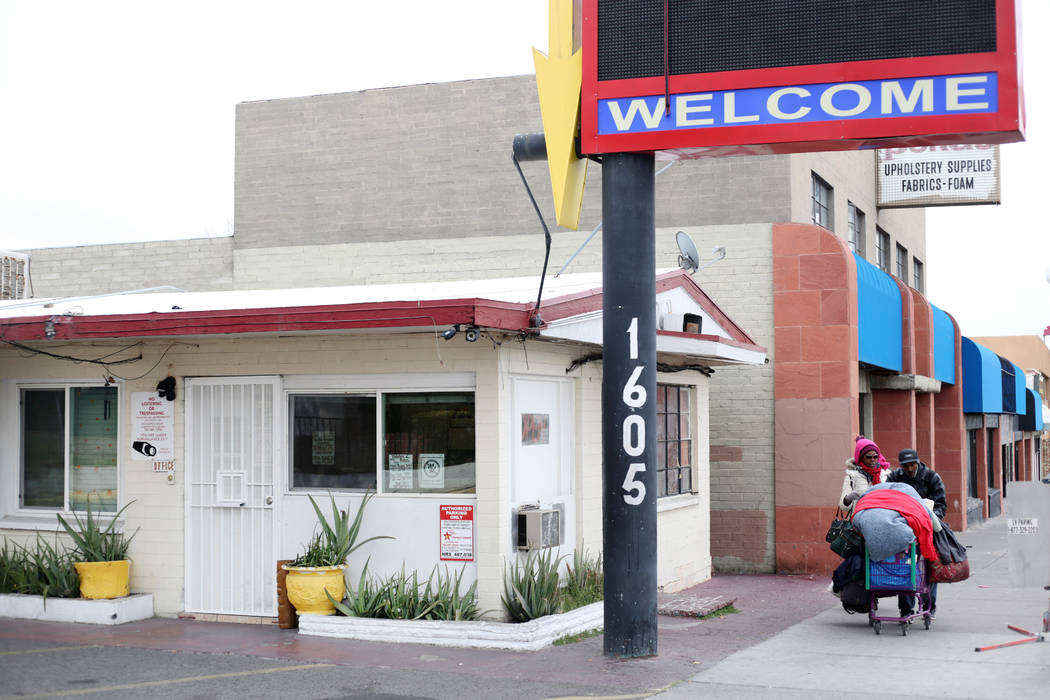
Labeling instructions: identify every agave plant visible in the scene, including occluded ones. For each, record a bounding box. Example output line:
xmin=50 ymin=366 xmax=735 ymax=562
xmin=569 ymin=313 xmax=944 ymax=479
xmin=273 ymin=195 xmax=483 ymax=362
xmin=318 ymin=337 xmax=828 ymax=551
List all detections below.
xmin=56 ymin=500 xmax=138 ymax=562
xmin=291 ymin=492 xmax=392 ymax=568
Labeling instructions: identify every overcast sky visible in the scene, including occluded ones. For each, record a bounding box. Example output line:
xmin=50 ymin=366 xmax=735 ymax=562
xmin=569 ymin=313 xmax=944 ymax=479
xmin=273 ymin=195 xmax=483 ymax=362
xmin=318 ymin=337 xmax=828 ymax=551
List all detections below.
xmin=0 ymin=1 xmax=1046 ymax=338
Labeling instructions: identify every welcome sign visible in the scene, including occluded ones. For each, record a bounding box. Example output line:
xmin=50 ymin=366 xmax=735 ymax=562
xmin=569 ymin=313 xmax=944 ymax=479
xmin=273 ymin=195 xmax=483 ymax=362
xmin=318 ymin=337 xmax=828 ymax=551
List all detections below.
xmin=581 ymin=0 xmax=1024 ymax=157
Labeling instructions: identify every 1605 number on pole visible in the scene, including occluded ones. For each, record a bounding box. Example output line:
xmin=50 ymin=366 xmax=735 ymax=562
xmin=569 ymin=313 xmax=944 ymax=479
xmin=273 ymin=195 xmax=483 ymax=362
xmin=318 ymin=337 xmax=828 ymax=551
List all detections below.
xmin=622 ymin=318 xmax=647 ymax=505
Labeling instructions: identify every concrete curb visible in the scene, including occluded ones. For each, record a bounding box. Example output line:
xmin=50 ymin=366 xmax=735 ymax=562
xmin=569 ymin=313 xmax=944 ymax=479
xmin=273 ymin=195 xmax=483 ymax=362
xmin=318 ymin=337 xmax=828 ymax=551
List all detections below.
xmin=0 ymin=592 xmax=154 ymax=625
xmin=298 ymin=601 xmax=604 ymax=650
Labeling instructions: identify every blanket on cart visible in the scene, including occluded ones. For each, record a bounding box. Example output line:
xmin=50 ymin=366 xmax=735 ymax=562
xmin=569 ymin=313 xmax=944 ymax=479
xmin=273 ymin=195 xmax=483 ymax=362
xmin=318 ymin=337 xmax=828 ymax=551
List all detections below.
xmin=853 ymin=488 xmax=937 ymax=562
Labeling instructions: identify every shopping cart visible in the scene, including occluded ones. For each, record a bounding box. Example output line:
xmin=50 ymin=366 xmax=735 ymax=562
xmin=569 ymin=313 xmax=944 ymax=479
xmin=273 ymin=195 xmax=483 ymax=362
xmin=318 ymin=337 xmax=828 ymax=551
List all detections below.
xmin=865 ymin=542 xmax=932 ymax=636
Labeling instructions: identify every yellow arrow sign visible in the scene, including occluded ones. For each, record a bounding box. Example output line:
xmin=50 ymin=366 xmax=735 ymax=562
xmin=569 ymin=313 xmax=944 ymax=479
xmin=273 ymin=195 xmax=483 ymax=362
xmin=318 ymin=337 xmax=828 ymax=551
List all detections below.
xmin=533 ymin=0 xmax=587 ymax=231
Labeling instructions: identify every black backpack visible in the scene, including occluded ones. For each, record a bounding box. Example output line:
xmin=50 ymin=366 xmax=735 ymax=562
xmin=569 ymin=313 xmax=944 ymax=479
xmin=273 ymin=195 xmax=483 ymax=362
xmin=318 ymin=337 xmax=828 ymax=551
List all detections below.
xmin=839 ymin=579 xmax=870 ymax=614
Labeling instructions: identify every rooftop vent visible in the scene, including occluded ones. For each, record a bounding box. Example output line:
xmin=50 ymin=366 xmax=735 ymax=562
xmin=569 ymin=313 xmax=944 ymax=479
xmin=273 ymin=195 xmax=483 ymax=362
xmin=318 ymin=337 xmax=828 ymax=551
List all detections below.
xmin=1 ymin=252 xmax=29 ymax=300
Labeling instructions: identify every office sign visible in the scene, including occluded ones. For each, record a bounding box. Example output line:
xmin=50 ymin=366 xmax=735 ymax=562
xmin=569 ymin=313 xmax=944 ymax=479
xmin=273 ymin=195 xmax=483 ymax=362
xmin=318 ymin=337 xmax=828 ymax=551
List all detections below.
xmin=877 ymin=144 xmax=1001 ymax=207
xmin=581 ymin=0 xmax=1024 ymax=158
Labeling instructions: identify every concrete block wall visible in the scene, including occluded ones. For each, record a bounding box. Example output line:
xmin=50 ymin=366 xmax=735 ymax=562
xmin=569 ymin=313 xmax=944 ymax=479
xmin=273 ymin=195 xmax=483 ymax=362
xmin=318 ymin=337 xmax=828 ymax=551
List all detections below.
xmin=233 ymin=75 xmax=794 ymax=257
xmin=674 ymin=224 xmax=777 ymax=572
xmin=23 ymin=237 xmax=234 ymax=298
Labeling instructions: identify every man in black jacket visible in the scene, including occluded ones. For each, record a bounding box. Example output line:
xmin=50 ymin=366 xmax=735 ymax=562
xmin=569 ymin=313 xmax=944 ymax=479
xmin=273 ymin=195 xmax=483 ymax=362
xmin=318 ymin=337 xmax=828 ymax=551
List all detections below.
xmin=887 ymin=447 xmax=947 ymax=617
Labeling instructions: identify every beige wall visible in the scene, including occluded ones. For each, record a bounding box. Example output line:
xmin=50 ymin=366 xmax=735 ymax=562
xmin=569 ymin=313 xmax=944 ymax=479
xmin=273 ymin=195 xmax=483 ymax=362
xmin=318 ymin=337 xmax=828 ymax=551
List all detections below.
xmin=790 ymin=151 xmax=926 ymax=281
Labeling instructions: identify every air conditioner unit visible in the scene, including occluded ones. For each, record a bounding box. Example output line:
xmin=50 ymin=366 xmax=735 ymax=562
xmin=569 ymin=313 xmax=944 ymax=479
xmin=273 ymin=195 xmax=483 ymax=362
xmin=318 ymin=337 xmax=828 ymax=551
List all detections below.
xmin=516 ymin=507 xmax=561 ymax=550
xmin=660 ymin=312 xmax=702 ymax=334
xmin=1 ymin=252 xmax=29 ymax=300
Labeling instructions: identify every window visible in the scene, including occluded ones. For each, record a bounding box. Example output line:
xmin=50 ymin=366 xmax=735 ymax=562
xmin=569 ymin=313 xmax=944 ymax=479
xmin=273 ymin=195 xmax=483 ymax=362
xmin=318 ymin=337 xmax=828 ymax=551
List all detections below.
xmin=847 ymin=203 xmax=865 ymax=254
xmin=383 ymin=392 xmax=475 ymax=494
xmin=20 ymin=385 xmax=119 ymax=512
xmin=291 ymin=395 xmax=377 ymax=489
xmin=912 ymin=257 xmax=924 ymax=293
xmin=811 ymin=173 xmax=832 ymax=229
xmin=656 ymin=384 xmax=692 ymax=497
xmin=289 ymin=390 xmax=475 ymax=494
xmin=875 ymin=228 xmax=889 ymax=271
xmin=896 ymin=243 xmax=908 ymax=283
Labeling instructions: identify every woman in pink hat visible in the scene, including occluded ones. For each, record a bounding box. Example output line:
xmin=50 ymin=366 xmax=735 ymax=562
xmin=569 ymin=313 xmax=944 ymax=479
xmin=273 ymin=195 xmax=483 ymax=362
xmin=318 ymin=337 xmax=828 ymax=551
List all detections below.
xmin=839 ymin=435 xmax=891 ymax=513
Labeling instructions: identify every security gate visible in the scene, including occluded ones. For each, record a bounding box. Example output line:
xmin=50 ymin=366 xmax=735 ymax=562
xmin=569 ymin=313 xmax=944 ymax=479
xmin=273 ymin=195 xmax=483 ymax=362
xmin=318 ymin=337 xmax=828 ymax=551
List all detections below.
xmin=185 ymin=377 xmax=280 ymax=616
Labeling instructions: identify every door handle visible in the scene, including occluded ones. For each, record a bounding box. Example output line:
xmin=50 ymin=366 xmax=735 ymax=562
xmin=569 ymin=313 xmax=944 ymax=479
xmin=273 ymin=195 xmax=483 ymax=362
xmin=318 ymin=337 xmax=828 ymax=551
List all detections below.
xmin=265 ymin=496 xmax=273 ymax=505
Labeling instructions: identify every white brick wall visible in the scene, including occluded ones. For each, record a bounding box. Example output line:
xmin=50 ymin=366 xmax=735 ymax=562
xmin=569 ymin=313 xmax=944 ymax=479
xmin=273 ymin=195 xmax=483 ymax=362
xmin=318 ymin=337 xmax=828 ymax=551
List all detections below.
xmin=1 ymin=330 xmax=713 ymax=615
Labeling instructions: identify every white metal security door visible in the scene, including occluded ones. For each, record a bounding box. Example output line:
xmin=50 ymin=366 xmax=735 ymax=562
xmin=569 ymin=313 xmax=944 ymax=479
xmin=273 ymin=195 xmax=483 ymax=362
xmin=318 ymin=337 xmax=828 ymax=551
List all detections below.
xmin=185 ymin=377 xmax=280 ymax=616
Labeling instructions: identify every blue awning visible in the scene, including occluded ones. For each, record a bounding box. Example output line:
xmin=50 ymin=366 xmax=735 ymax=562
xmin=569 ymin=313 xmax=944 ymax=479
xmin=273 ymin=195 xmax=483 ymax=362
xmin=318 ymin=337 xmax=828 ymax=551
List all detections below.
xmin=962 ymin=337 xmax=1003 ymax=413
xmin=1012 ymin=362 xmax=1026 ymax=415
xmin=854 ymin=254 xmax=902 ymax=372
xmin=1020 ymin=388 xmax=1045 ymax=431
xmin=930 ymin=304 xmax=955 ymax=385
xmin=1000 ymin=357 xmax=1018 ymax=413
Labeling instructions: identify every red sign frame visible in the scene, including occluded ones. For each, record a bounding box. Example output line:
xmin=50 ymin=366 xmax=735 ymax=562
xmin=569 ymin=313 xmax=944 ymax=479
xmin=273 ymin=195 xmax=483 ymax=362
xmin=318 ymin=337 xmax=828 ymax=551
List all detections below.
xmin=580 ymin=0 xmax=1025 ymax=158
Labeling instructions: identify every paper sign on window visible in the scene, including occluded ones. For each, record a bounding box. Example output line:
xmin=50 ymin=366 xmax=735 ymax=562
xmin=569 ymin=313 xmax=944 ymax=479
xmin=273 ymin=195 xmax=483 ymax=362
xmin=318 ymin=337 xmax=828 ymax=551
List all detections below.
xmin=439 ymin=505 xmax=474 ymax=561
xmin=388 ymin=454 xmax=414 ymax=489
xmin=419 ymin=453 xmax=445 ymax=489
xmin=312 ymin=431 xmax=335 ymax=466
xmin=521 ymin=413 xmax=550 ymax=446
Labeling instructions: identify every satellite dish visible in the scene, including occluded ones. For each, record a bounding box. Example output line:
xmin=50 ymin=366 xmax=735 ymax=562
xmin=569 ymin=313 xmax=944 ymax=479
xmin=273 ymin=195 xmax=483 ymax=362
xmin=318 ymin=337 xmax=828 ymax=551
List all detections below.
xmin=676 ymin=231 xmax=700 ymax=273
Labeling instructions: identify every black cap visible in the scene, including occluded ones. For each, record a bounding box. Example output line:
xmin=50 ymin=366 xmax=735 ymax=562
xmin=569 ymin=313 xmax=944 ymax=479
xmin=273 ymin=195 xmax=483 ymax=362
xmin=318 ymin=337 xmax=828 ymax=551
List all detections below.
xmin=898 ymin=448 xmax=920 ymax=465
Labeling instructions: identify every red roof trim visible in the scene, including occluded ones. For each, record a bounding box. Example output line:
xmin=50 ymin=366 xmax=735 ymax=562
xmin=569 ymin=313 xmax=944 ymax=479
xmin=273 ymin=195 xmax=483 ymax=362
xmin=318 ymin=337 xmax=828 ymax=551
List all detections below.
xmin=658 ymin=329 xmax=767 ymax=354
xmin=0 ymin=299 xmax=534 ymax=342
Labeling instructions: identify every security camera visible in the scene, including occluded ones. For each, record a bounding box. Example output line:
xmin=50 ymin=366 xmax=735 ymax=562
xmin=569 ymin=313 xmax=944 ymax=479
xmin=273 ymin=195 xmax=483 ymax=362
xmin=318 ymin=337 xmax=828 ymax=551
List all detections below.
xmin=464 ymin=328 xmax=480 ymax=343
xmin=441 ymin=325 xmax=458 ymax=340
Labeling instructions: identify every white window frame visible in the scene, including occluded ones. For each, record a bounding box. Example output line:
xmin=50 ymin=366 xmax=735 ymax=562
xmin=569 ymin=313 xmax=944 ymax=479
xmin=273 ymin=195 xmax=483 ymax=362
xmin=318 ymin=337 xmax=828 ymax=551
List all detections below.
xmin=896 ymin=243 xmax=908 ymax=283
xmin=913 ymin=257 xmax=924 ymax=293
xmin=0 ymin=378 xmax=125 ymax=530
xmin=875 ymin=228 xmax=890 ymax=271
xmin=847 ymin=203 xmax=865 ymax=255
xmin=282 ymin=373 xmax=476 ymax=498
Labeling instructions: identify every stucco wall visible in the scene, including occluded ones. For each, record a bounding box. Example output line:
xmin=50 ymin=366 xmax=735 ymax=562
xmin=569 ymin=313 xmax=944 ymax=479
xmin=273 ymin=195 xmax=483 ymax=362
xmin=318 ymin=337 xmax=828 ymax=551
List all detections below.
xmin=789 ymin=151 xmax=926 ymax=278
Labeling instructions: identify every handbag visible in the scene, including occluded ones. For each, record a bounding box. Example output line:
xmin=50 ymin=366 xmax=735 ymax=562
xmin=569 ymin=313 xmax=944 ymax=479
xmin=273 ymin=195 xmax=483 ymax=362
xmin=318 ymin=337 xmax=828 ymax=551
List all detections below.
xmin=933 ymin=521 xmax=968 ymax=564
xmin=829 ymin=520 xmax=864 ymax=558
xmin=928 ymin=558 xmax=970 ymax=583
xmin=825 ymin=509 xmax=850 ymax=543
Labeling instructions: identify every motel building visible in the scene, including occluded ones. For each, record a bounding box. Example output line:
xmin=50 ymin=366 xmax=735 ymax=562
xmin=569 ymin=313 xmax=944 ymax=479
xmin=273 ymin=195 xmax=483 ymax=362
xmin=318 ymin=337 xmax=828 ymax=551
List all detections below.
xmin=0 ymin=271 xmax=766 ymax=618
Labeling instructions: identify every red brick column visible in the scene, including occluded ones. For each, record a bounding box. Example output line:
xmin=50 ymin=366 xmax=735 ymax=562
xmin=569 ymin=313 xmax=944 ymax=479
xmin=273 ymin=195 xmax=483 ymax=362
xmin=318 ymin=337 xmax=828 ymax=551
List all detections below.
xmin=932 ymin=312 xmax=967 ymax=529
xmin=773 ymin=223 xmax=858 ymax=575
xmin=873 ymin=389 xmax=916 ymax=466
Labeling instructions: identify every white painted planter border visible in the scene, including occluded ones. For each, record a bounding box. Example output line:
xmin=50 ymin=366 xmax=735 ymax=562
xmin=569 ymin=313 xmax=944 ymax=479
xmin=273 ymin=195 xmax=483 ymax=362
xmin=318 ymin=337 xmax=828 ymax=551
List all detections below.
xmin=299 ymin=601 xmax=604 ymax=651
xmin=0 ymin=593 xmax=154 ymax=625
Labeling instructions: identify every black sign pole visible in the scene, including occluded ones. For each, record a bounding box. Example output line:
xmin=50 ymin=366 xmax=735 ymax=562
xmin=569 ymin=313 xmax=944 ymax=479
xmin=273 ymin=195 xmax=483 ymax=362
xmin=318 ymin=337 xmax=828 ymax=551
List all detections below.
xmin=601 ymin=151 xmax=658 ymax=658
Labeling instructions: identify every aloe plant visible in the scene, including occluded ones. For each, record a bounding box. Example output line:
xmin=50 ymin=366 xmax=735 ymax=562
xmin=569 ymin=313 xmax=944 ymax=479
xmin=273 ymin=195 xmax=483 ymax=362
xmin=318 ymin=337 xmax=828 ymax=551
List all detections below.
xmin=0 ymin=535 xmax=80 ymax=602
xmin=562 ymin=547 xmax=604 ymax=612
xmin=501 ymin=548 xmax=564 ymax=622
xmin=328 ymin=559 xmax=486 ymax=621
xmin=56 ymin=499 xmax=138 ymax=562
xmin=291 ymin=492 xmax=392 ymax=567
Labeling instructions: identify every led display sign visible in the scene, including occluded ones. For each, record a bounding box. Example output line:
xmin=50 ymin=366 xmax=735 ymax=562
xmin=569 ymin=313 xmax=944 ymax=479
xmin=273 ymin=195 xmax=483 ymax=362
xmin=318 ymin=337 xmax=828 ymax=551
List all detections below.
xmin=581 ymin=0 xmax=1024 ymax=158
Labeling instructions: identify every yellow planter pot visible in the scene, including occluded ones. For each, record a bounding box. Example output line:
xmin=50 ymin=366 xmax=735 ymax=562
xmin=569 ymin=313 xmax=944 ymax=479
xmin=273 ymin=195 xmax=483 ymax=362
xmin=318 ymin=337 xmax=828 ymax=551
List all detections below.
xmin=281 ymin=564 xmax=347 ymax=616
xmin=74 ymin=560 xmax=130 ymax=599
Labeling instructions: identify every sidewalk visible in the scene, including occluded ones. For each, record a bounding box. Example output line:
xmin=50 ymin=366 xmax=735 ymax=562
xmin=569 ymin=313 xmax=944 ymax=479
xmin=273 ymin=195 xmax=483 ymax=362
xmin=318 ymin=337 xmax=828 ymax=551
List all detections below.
xmin=655 ymin=515 xmax=1050 ymax=699
xmin=1 ymin=565 xmax=834 ymax=697
xmin=1 ymin=514 xmax=1044 ymax=698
